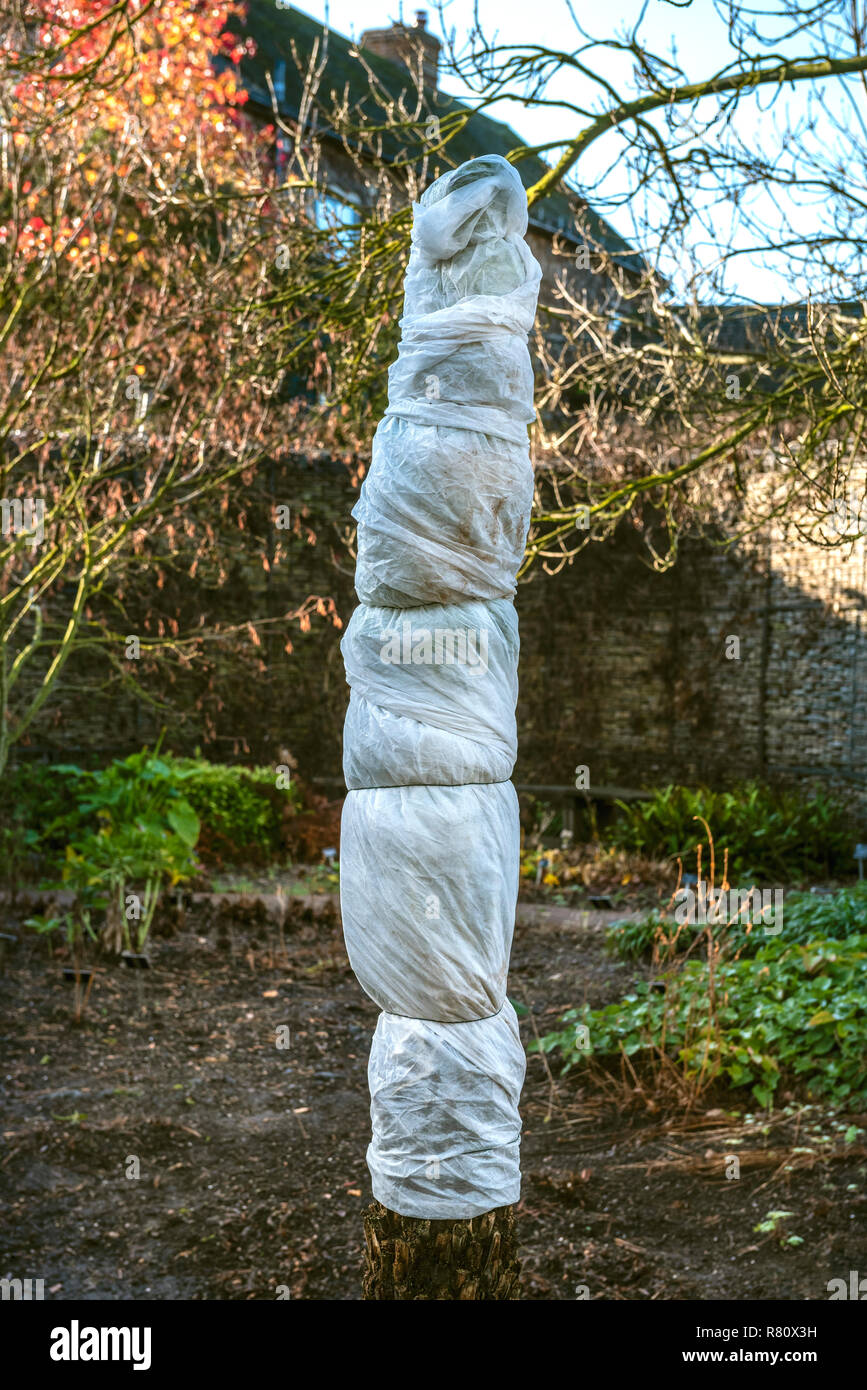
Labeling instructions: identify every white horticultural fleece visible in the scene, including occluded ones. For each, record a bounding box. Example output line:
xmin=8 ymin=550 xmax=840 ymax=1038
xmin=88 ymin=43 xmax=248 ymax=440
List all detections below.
xmin=340 ymin=155 xmax=542 ymax=1219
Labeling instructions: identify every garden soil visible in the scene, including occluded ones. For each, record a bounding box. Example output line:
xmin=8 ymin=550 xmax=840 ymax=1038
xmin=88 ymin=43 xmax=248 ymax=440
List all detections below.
xmin=1 ymin=896 xmax=864 ymax=1300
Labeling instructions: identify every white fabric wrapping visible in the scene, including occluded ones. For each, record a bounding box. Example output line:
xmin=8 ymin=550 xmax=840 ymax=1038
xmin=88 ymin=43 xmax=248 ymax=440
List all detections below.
xmin=341 ymin=782 xmax=519 ymax=1021
xmin=367 ymin=1003 xmax=527 ymax=1219
xmin=341 ymin=598 xmax=518 ymax=788
xmin=353 ymin=419 xmax=534 ymax=607
xmin=340 ymin=154 xmax=540 ymax=1218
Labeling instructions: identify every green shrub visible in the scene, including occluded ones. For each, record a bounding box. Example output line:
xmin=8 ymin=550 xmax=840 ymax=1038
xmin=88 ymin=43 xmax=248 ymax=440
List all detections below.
xmin=4 ymin=749 xmax=301 ymax=875
xmin=606 ymin=782 xmax=854 ymax=880
xmin=608 ymin=908 xmax=679 ymax=961
xmin=2 ymin=762 xmax=77 ymax=869
xmin=173 ymin=758 xmax=300 ymax=851
xmin=774 ymin=882 xmax=867 ymax=939
xmin=4 ymin=749 xmax=199 ymax=849
xmin=534 ymin=934 xmax=867 ymax=1108
xmin=608 ymin=882 xmax=867 ymax=961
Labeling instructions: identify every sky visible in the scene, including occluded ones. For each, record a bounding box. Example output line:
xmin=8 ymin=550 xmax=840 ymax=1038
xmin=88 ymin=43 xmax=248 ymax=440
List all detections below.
xmin=286 ymin=0 xmax=864 ymax=304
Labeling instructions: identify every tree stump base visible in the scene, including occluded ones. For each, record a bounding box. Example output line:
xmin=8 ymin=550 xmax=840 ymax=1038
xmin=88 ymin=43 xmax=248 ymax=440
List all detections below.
xmin=362 ymin=1201 xmax=521 ymax=1300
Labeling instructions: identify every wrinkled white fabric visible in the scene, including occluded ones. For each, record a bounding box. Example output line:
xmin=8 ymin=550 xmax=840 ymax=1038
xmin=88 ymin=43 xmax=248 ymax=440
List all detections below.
xmin=340 ymin=154 xmax=540 ymax=1218
xmin=367 ymin=1003 xmax=526 ymax=1219
xmin=352 ymin=153 xmax=540 ymax=610
xmin=353 ymin=419 xmax=533 ymax=607
xmin=341 ymin=783 xmax=519 ymax=1021
xmin=342 ymin=598 xmax=518 ymax=788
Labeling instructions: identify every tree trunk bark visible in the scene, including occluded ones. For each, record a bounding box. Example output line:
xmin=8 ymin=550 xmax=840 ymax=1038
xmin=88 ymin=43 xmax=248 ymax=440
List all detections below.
xmin=362 ymin=1201 xmax=521 ymax=1300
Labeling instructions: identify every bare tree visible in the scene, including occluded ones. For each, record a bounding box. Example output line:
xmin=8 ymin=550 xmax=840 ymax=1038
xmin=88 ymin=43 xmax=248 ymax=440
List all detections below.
xmin=0 ymin=0 xmax=345 ymax=772
xmin=264 ymin=1 xmax=867 ymax=574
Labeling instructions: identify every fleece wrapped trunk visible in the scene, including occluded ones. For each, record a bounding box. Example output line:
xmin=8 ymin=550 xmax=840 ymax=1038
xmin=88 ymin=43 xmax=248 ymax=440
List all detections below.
xmin=340 ymin=155 xmax=541 ymax=1221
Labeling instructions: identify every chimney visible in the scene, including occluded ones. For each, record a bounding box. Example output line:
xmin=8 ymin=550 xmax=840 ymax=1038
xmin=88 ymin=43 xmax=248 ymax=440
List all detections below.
xmin=360 ymin=10 xmax=440 ymax=92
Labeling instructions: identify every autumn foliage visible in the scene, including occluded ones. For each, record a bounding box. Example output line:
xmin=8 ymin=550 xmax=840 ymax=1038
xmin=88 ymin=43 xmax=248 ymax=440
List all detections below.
xmin=3 ymin=0 xmax=262 ymax=263
xmin=0 ymin=1 xmax=343 ymax=773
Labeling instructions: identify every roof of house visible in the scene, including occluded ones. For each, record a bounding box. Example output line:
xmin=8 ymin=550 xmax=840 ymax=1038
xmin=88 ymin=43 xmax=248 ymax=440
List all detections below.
xmin=233 ymin=1 xmax=648 ymax=275
xmin=665 ymin=301 xmax=865 ymax=352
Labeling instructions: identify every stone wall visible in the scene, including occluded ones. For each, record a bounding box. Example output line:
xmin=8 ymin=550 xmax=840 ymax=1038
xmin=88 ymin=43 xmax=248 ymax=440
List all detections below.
xmin=12 ymin=455 xmax=867 ymax=816
xmin=510 ymin=513 xmax=867 ymax=807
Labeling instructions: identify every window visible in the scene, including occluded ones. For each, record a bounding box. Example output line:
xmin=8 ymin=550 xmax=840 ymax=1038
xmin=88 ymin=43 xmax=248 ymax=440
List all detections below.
xmin=312 ymin=191 xmax=362 ymax=248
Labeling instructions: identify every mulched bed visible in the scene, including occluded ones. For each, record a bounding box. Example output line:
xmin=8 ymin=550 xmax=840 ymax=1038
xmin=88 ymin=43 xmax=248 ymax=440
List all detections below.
xmin=1 ymin=895 xmax=865 ymax=1300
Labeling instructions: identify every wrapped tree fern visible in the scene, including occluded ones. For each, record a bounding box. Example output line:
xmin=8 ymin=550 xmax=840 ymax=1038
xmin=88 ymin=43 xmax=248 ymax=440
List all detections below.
xmin=340 ymin=155 xmax=541 ymax=1298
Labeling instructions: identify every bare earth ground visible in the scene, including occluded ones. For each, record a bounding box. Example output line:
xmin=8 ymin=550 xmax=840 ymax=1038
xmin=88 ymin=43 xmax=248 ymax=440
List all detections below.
xmin=1 ymin=895 xmax=865 ymax=1301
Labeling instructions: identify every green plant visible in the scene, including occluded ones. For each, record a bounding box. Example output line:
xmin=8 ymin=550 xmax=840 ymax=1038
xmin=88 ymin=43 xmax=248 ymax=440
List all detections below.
xmin=533 ymin=934 xmax=867 ymax=1109
xmin=25 ymin=910 xmax=98 ymax=1022
xmin=5 ymin=745 xmax=200 ymax=859
xmin=25 ymin=911 xmax=70 ymax=945
xmin=292 ymin=859 xmax=340 ymax=894
xmin=210 ymin=874 xmax=258 ymax=894
xmin=0 ymin=819 xmax=42 ymax=896
xmin=62 ymin=822 xmax=195 ymax=954
xmin=1 ymin=762 xmax=81 ymax=868
xmin=606 ymin=782 xmax=854 ymax=881
xmin=36 ymin=744 xmax=203 ymax=955
xmin=608 ymin=882 xmax=867 ymax=962
xmin=4 ymin=748 xmax=302 ymax=880
xmin=770 ymin=882 xmax=867 ymax=940
xmin=175 ymin=758 xmax=301 ymax=857
xmin=607 ymin=908 xmax=676 ymax=961
xmin=57 ymin=744 xmax=201 ymax=842
xmin=25 ymin=904 xmax=98 ymax=958
xmin=754 ymin=1211 xmax=803 ymax=1247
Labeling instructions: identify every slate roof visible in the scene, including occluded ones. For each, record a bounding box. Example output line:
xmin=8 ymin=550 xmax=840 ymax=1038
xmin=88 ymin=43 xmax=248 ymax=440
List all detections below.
xmin=230 ymin=0 xmax=648 ymax=275
xmin=669 ymin=301 xmax=865 ymax=352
